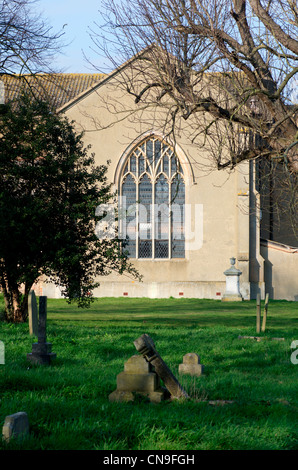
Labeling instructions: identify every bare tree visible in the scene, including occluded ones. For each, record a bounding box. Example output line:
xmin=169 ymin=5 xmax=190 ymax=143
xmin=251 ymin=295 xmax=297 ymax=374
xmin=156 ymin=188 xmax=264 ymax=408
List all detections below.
xmin=90 ymin=0 xmax=297 ymax=241
xmin=0 ymin=0 xmax=64 ymax=76
xmin=92 ymin=0 xmax=298 ymax=170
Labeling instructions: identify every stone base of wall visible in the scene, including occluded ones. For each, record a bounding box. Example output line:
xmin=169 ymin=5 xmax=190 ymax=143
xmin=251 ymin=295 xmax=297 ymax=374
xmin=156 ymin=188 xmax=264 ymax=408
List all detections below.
xmin=41 ymin=280 xmax=232 ymax=300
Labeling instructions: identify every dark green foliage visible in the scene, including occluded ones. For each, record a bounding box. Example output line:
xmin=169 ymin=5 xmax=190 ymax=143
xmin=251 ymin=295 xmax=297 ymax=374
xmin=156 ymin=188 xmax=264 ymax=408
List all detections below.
xmin=0 ymin=94 xmax=139 ymax=322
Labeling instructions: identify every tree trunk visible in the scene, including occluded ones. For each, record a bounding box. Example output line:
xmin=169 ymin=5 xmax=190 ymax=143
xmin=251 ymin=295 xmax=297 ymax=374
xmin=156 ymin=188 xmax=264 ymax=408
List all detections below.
xmin=11 ymin=287 xmax=24 ymax=323
xmin=3 ymin=287 xmax=25 ymax=323
xmin=0 ymin=271 xmax=29 ymax=323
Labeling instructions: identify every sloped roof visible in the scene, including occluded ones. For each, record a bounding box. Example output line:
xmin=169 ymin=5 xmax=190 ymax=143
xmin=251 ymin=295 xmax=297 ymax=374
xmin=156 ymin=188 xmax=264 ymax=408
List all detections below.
xmin=0 ymin=73 xmax=105 ymax=109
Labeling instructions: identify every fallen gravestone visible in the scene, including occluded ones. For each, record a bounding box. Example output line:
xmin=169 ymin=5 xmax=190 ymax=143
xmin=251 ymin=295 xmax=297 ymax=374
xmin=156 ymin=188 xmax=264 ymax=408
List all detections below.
xmin=2 ymin=412 xmax=29 ymax=443
xmin=109 ymin=354 xmax=168 ymax=403
xmin=133 ymin=334 xmax=189 ymax=400
xmin=27 ymin=296 xmax=56 ymax=365
xmin=28 ymin=290 xmax=38 ymax=336
xmin=178 ymin=353 xmax=205 ymax=377
xmin=208 ymin=400 xmax=234 ymax=406
xmin=238 ymin=335 xmax=285 ymax=342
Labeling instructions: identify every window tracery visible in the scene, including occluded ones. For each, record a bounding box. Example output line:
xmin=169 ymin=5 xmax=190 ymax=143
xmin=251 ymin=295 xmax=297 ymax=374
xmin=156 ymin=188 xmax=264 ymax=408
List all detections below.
xmin=120 ymin=136 xmax=185 ymax=259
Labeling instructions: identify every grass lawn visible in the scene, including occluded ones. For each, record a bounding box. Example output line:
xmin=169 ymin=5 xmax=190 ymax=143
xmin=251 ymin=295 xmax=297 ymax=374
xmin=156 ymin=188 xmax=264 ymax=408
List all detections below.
xmin=0 ymin=296 xmax=297 ymax=450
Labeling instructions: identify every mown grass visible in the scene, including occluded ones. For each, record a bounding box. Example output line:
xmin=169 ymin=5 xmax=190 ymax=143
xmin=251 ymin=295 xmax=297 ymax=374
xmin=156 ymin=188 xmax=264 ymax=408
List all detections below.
xmin=0 ymin=296 xmax=297 ymax=450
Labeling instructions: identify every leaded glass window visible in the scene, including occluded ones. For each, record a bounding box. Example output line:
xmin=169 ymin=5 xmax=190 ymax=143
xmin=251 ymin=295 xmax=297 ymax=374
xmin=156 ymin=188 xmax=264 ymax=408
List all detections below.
xmin=120 ymin=136 xmax=185 ymax=259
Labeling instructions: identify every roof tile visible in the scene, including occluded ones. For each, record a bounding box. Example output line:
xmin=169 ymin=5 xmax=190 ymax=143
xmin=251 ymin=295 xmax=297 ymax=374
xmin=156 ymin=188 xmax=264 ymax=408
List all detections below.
xmin=0 ymin=73 xmax=105 ymax=109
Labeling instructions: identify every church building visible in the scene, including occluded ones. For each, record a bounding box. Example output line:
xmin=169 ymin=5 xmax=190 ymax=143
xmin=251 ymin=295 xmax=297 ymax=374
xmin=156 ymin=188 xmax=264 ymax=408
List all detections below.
xmin=2 ymin=54 xmax=297 ymax=301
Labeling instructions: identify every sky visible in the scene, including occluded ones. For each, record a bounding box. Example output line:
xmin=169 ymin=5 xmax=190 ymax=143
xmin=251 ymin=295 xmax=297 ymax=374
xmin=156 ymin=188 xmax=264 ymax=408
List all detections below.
xmin=36 ymin=0 xmax=107 ymax=73
xmin=35 ymin=0 xmax=298 ymax=102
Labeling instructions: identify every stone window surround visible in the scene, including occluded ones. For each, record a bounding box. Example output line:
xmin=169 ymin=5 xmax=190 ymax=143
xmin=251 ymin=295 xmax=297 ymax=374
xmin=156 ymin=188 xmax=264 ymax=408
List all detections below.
xmin=117 ymin=133 xmax=192 ymax=260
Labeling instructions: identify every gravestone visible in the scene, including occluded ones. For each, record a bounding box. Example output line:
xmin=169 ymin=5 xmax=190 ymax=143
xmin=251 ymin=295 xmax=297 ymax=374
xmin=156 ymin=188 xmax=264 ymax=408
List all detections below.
xmin=2 ymin=412 xmax=29 ymax=442
xmin=28 ymin=290 xmax=38 ymax=336
xmin=134 ymin=334 xmax=189 ymax=400
xmin=109 ymin=355 xmax=168 ymax=403
xmin=178 ymin=353 xmax=204 ymax=377
xmin=222 ymin=257 xmax=243 ymax=301
xmin=0 ymin=341 xmax=4 ymax=365
xmin=27 ymin=296 xmax=56 ymax=365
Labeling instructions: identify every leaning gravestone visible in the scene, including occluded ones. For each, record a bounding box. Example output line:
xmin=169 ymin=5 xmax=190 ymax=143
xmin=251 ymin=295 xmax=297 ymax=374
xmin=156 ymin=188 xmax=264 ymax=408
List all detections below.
xmin=109 ymin=355 xmax=168 ymax=403
xmin=27 ymin=296 xmax=56 ymax=365
xmin=28 ymin=290 xmax=38 ymax=336
xmin=134 ymin=334 xmax=189 ymax=400
xmin=2 ymin=412 xmax=29 ymax=443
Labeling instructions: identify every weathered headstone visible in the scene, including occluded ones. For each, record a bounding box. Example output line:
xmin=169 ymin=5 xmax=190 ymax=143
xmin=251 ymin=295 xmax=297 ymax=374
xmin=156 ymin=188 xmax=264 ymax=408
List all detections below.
xmin=178 ymin=353 xmax=204 ymax=377
xmin=27 ymin=296 xmax=56 ymax=365
xmin=109 ymin=355 xmax=168 ymax=403
xmin=28 ymin=290 xmax=38 ymax=336
xmin=133 ymin=334 xmax=189 ymax=400
xmin=2 ymin=412 xmax=29 ymax=442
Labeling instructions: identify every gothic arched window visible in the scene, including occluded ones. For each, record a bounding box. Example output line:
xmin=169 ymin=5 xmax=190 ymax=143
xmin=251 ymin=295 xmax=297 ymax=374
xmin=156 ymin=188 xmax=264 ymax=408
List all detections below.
xmin=119 ymin=136 xmax=185 ymax=259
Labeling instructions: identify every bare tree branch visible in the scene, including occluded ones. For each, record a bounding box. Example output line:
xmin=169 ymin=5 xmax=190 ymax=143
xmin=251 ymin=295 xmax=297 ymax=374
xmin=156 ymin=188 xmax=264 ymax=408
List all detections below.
xmin=249 ymin=0 xmax=298 ymax=56
xmin=0 ymin=0 xmax=65 ymax=76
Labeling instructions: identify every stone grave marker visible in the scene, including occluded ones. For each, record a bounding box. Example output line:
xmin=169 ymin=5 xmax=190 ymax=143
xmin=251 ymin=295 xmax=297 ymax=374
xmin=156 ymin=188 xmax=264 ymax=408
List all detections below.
xmin=222 ymin=257 xmax=243 ymax=301
xmin=109 ymin=354 xmax=168 ymax=403
xmin=28 ymin=290 xmax=38 ymax=336
xmin=178 ymin=353 xmax=205 ymax=377
xmin=27 ymin=296 xmax=56 ymax=365
xmin=133 ymin=334 xmax=189 ymax=400
xmin=2 ymin=412 xmax=29 ymax=442
xmin=0 ymin=341 xmax=4 ymax=365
